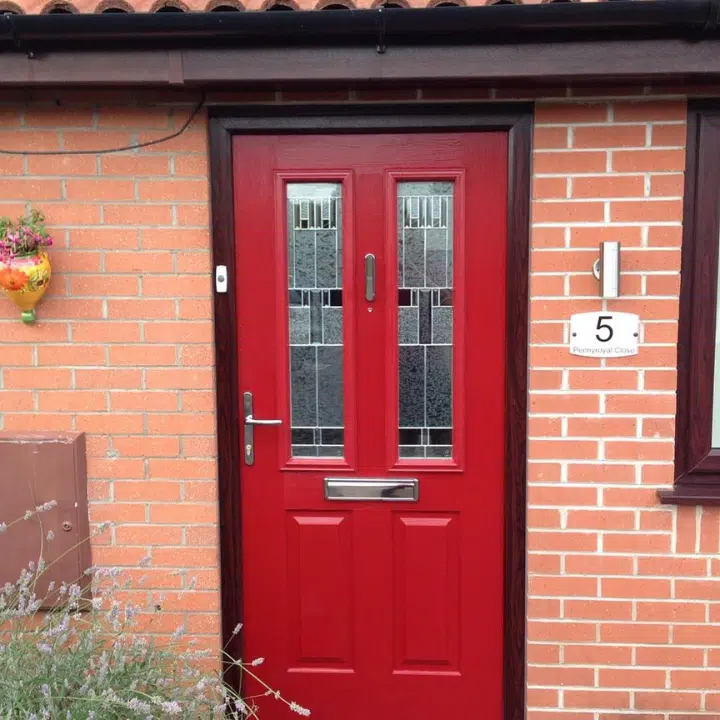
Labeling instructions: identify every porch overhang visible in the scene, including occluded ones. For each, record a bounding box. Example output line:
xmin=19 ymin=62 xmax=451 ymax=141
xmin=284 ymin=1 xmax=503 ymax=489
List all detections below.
xmin=1 ymin=0 xmax=720 ymax=87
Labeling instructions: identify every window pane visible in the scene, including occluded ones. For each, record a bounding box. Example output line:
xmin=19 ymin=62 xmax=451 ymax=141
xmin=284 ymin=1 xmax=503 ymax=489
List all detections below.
xmin=397 ymin=181 xmax=454 ymax=459
xmin=287 ymin=183 xmax=344 ymax=458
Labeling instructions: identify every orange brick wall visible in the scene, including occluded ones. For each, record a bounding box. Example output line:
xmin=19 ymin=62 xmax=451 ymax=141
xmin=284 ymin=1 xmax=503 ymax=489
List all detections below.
xmin=530 ymin=95 xmax=696 ymax=719
xmin=0 ymin=88 xmax=714 ymax=715
xmin=0 ymin=95 xmax=220 ymax=645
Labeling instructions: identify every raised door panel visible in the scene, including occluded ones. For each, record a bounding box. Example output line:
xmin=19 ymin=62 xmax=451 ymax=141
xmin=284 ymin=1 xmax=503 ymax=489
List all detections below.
xmin=392 ymin=514 xmax=460 ymax=674
xmin=287 ymin=513 xmax=355 ymax=670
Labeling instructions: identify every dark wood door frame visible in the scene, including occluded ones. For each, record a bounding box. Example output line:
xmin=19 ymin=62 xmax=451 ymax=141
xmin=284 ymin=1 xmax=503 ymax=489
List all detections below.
xmin=208 ymin=103 xmax=532 ymax=720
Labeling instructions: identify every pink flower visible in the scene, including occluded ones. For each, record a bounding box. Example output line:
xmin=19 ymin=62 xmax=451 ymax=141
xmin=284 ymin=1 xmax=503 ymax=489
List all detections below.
xmin=0 ymin=210 xmax=53 ymax=261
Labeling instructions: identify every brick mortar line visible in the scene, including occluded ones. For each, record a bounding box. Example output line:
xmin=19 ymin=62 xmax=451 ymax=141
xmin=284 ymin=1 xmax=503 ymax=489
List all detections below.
xmin=535 ymin=121 xmax=687 ymax=127
xmin=532 ymin=222 xmax=683 ymax=227
xmin=533 ymin=198 xmax=685 ymax=203
xmin=534 ymin=172 xmax=685 ymax=177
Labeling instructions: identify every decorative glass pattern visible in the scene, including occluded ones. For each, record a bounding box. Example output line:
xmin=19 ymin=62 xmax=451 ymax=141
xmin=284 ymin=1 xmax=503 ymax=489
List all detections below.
xmin=287 ymin=183 xmax=344 ymax=458
xmin=397 ymin=182 xmax=454 ymax=459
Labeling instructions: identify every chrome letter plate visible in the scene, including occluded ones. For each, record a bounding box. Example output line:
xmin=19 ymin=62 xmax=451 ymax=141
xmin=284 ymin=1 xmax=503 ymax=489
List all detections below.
xmin=324 ymin=478 xmax=418 ymax=502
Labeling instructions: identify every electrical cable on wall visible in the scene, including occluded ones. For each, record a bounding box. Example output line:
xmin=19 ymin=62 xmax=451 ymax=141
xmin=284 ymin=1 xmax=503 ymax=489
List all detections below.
xmin=0 ymin=96 xmax=205 ymax=156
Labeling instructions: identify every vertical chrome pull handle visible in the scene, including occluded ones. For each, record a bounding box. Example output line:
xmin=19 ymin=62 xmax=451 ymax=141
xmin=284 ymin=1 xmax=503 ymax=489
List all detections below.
xmin=365 ymin=253 xmax=376 ymax=302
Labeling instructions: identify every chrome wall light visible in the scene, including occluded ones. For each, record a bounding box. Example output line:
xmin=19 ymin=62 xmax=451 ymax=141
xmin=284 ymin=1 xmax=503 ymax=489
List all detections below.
xmin=592 ymin=241 xmax=621 ymax=299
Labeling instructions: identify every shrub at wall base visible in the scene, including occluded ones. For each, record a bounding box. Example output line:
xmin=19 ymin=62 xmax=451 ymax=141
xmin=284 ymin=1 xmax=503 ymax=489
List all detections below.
xmin=0 ymin=210 xmax=53 ymax=324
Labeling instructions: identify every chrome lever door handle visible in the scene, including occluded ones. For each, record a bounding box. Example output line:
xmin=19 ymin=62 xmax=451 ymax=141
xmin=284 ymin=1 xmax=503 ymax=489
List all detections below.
xmin=243 ymin=392 xmax=282 ymax=466
xmin=245 ymin=414 xmax=282 ymax=426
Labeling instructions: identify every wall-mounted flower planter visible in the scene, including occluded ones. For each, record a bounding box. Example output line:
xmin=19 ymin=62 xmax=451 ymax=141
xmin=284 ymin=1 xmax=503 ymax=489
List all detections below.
xmin=0 ymin=251 xmax=52 ymax=324
xmin=0 ymin=210 xmax=53 ymax=324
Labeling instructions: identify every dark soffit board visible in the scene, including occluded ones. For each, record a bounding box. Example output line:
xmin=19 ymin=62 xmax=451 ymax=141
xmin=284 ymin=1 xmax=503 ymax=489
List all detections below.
xmin=2 ymin=1 xmax=720 ymax=87
xmin=2 ymin=38 xmax=720 ymax=86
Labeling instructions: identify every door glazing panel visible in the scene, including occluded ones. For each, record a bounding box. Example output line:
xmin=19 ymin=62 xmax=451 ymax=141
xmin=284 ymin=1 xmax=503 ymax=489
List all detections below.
xmin=397 ymin=181 xmax=454 ymax=459
xmin=287 ymin=182 xmax=345 ymax=458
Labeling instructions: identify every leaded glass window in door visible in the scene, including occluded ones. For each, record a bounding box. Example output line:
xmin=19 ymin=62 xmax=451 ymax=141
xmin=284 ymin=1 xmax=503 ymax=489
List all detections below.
xmin=287 ymin=183 xmax=344 ymax=458
xmin=397 ymin=181 xmax=454 ymax=459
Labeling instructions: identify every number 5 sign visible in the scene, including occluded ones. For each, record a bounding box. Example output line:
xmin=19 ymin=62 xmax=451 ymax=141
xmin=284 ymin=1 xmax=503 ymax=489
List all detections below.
xmin=569 ymin=311 xmax=640 ymax=358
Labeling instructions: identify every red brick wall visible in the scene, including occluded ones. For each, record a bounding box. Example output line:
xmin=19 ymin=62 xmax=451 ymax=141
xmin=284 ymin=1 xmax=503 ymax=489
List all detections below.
xmin=0 ymin=95 xmax=220 ymax=645
xmin=530 ymin=95 xmax=693 ymax=719
xmin=0 ymin=87 xmax=714 ymax=714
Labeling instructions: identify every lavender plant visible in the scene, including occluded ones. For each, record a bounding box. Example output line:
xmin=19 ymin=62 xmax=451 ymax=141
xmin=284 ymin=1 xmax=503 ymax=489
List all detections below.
xmin=0 ymin=504 xmax=310 ymax=719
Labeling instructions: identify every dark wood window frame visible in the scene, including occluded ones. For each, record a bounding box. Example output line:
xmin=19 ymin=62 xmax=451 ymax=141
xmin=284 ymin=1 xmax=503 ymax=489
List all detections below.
xmin=659 ymin=101 xmax=720 ymax=506
xmin=208 ymin=103 xmax=531 ymax=719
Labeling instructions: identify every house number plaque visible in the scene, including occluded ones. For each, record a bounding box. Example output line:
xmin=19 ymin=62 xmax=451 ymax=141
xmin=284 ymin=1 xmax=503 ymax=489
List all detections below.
xmin=570 ymin=311 xmax=640 ymax=358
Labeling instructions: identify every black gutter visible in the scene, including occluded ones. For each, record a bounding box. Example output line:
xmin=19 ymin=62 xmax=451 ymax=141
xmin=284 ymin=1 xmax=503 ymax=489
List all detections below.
xmin=1 ymin=0 xmax=719 ymax=52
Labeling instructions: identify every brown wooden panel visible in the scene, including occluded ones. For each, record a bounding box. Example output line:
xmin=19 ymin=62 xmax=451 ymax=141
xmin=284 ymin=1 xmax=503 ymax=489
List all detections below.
xmin=0 ymin=432 xmax=91 ymax=605
xmin=1 ymin=39 xmax=720 ymax=86
xmin=0 ymin=50 xmax=178 ymax=86
xmin=182 ymin=40 xmax=720 ymax=85
xmin=659 ymin=102 xmax=720 ymax=505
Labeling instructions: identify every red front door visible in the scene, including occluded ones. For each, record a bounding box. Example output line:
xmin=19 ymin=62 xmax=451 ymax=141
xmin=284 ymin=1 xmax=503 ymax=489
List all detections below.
xmin=234 ymin=132 xmax=508 ymax=719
